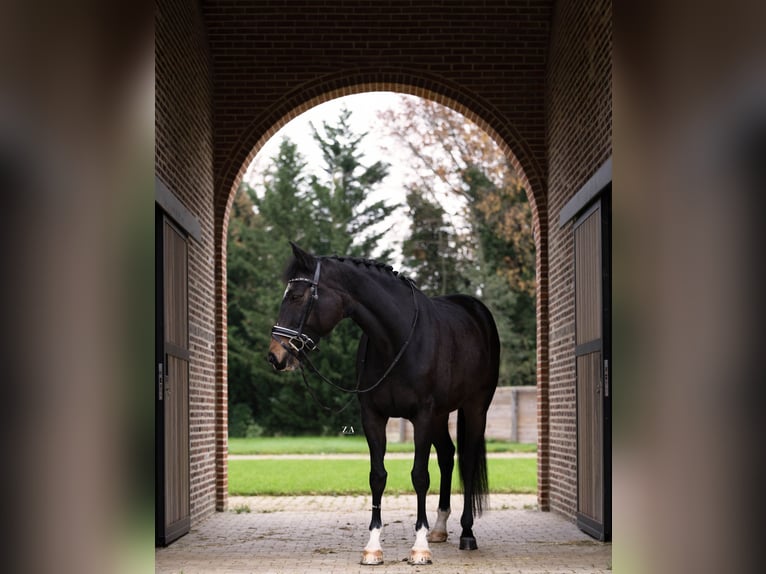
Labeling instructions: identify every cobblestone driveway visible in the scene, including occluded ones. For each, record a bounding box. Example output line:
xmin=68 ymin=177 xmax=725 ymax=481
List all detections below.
xmin=156 ymin=494 xmax=611 ymax=573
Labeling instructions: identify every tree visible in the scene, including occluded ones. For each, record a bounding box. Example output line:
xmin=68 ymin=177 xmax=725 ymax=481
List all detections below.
xmin=309 ymin=106 xmax=396 ymax=259
xmin=227 ymin=108 xmax=399 ymax=436
xmin=467 ymin=165 xmax=535 ymax=300
xmin=401 ymin=187 xmax=467 ymax=296
xmin=227 ymin=158 xmax=299 ymax=436
xmin=380 ymin=96 xmax=536 ymax=385
xmin=462 ymin=165 xmax=536 ymax=386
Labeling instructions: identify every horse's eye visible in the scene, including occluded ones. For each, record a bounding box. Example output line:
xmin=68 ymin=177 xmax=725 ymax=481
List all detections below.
xmin=288 ymin=290 xmax=304 ymax=303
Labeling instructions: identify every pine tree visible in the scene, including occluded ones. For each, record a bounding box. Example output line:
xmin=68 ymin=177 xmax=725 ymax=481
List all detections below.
xmin=227 ymin=138 xmax=320 ymax=436
xmin=227 ymin=108 xmax=399 ymax=436
xmin=401 ymin=187 xmax=467 ymax=296
xmin=309 ymin=106 xmax=396 ymax=259
xmin=226 ymin=187 xmax=272 ymax=436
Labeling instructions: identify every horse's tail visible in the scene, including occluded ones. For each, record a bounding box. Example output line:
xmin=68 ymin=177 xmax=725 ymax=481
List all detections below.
xmin=457 ymin=407 xmax=490 ymax=517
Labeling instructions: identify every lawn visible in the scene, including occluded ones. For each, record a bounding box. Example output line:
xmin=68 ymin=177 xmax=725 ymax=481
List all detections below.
xmin=228 ymin=436 xmax=537 ymax=455
xmin=228 ymin=457 xmax=537 ymax=496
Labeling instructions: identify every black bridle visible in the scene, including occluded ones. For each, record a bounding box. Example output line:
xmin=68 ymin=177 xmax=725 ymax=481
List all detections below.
xmin=270 ymin=258 xmax=419 ymax=407
xmin=271 ymin=260 xmax=323 ymax=356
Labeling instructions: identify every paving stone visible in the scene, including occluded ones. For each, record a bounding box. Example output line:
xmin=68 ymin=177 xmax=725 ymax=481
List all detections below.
xmin=156 ymin=494 xmax=611 ymax=573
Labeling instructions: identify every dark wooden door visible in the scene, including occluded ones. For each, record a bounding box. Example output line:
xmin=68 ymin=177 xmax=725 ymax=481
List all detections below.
xmin=156 ymin=212 xmax=191 ymax=546
xmin=574 ymin=192 xmax=611 ymax=541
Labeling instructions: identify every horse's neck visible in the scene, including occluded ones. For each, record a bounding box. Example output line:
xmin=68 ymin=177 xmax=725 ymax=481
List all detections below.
xmin=344 ymin=273 xmax=413 ymax=352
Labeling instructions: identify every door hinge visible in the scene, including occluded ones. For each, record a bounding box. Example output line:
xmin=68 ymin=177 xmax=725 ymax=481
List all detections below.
xmin=604 ymin=359 xmax=609 ymax=397
xmin=158 ymin=363 xmax=164 ymax=401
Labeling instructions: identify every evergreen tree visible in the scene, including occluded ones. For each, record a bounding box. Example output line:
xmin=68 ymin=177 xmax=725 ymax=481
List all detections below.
xmin=401 ymin=187 xmax=467 ymax=296
xmin=227 ymin=109 xmax=399 ymax=436
xmin=227 ymin=188 xmax=272 ymax=436
xmin=309 ymin=106 xmax=395 ymax=259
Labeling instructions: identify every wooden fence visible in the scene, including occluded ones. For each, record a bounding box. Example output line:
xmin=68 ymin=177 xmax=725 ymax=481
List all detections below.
xmin=385 ymin=386 xmax=537 ymax=444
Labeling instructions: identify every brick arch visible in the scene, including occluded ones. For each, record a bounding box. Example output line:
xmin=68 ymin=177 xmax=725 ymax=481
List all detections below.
xmin=213 ymin=73 xmax=550 ymax=512
xmin=215 ymin=70 xmax=545 ymax=234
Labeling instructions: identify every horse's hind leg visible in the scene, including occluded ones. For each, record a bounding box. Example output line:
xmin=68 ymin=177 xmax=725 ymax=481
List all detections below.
xmin=457 ymin=406 xmax=489 ymax=551
xmin=428 ymin=415 xmax=454 ymax=543
xmin=361 ymin=410 xmax=388 ymax=565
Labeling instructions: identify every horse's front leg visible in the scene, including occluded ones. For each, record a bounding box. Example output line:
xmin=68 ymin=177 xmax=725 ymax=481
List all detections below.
xmin=361 ymin=410 xmax=387 ymax=566
xmin=409 ymin=418 xmax=433 ymax=565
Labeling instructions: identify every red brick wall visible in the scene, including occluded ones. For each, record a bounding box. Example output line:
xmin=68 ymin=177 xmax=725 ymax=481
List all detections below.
xmin=545 ymin=0 xmax=612 ymax=518
xmin=156 ymin=0 xmax=220 ymax=525
xmin=202 ymin=0 xmax=553 ymax=209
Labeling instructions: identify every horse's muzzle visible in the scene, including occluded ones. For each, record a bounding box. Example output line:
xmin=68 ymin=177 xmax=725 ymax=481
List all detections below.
xmin=267 ymin=351 xmax=284 ymax=371
xmin=268 ymin=338 xmax=298 ymax=371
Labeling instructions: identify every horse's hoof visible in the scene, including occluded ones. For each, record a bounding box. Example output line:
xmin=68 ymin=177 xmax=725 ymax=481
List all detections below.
xmin=459 ymin=536 xmax=478 ymax=551
xmin=408 ymin=548 xmax=433 ymax=565
xmin=361 ymin=549 xmax=383 ymax=565
xmin=427 ymin=529 xmax=448 ymax=543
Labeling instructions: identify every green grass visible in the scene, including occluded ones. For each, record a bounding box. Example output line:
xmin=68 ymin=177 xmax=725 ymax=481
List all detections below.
xmin=228 ymin=436 xmax=537 ymax=455
xmin=228 ymin=457 xmax=536 ymax=496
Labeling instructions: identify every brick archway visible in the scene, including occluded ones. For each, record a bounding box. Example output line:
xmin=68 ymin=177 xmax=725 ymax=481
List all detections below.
xmin=157 ymin=0 xmax=614 ymax=533
xmin=212 ymin=75 xmax=550 ymax=513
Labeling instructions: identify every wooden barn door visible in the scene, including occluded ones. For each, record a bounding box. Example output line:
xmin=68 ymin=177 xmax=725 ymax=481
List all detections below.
xmin=574 ymin=191 xmax=611 ymax=541
xmin=156 ymin=212 xmax=191 ymax=545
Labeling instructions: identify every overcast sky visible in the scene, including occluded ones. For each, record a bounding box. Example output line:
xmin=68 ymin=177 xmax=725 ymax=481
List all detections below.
xmin=243 ymin=92 xmax=417 ymax=261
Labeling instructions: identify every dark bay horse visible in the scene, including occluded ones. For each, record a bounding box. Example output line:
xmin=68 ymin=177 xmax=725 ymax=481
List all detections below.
xmin=268 ymin=242 xmax=500 ymax=565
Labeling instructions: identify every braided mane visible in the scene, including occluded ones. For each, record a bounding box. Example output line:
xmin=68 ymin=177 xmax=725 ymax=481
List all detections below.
xmin=282 ymin=246 xmax=416 ymax=288
xmin=321 ymin=255 xmax=415 ymax=286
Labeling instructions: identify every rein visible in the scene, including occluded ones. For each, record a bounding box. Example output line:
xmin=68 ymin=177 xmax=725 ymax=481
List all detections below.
xmin=271 ymin=259 xmax=420 ymax=412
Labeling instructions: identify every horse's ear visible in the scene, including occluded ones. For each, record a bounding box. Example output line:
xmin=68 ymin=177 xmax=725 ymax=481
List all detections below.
xmin=289 ymin=241 xmax=315 ymax=269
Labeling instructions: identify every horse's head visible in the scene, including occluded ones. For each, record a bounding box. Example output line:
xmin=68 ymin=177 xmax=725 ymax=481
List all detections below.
xmin=267 ymin=242 xmax=346 ymax=371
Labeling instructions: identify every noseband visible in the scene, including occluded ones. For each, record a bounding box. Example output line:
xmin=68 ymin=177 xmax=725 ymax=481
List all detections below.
xmin=271 ymin=260 xmax=322 ymax=356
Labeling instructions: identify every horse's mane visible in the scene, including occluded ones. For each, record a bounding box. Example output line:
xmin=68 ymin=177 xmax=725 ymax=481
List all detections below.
xmin=324 ymin=255 xmax=406 ymax=280
xmin=283 ymin=252 xmax=416 ymax=287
